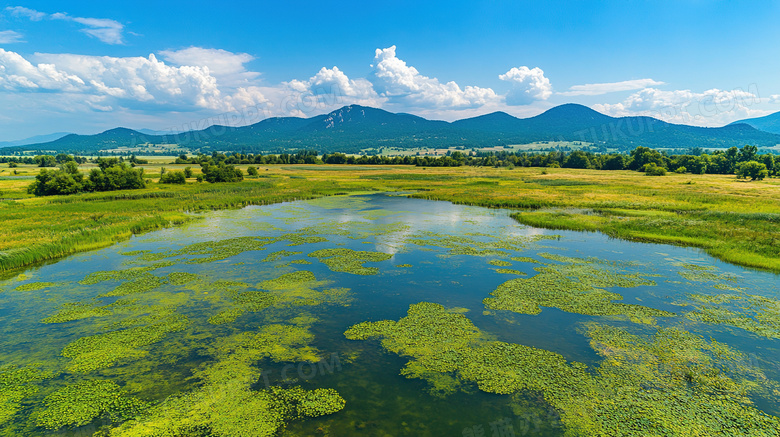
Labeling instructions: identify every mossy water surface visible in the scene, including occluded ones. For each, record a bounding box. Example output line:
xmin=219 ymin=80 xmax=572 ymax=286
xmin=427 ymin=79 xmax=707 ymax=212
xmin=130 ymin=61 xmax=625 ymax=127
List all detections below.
xmin=0 ymin=193 xmax=778 ymax=436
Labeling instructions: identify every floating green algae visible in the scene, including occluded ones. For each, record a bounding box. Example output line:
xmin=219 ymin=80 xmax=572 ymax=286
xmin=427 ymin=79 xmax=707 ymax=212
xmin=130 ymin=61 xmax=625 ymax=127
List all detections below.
xmin=61 ymin=312 xmax=189 ymax=373
xmin=345 ymin=302 xmax=780 ymax=436
xmin=139 ymin=236 xmax=275 ymax=264
xmin=106 ymin=322 xmax=345 ymax=437
xmin=488 ymin=260 xmax=512 ymax=267
xmin=511 ymin=256 xmax=540 ymax=263
xmin=166 ymin=272 xmax=202 ymax=286
xmin=484 ymin=266 xmax=672 ymax=324
xmin=0 ymin=365 xmax=54 ymax=426
xmin=79 ymin=262 xmax=175 ymax=285
xmin=257 ymin=271 xmax=320 ymax=290
xmin=538 ymin=252 xmax=590 ymax=264
xmin=685 ymin=293 xmax=780 ymax=339
xmin=36 ymin=380 xmax=148 ymax=430
xmin=495 ymin=269 xmax=526 ymax=275
xmin=261 ymin=250 xmax=303 ymax=262
xmin=41 ymin=298 xmax=138 ymax=324
xmin=308 ymin=248 xmax=392 ymax=275
xmin=97 ymin=273 xmax=165 ymax=297
xmin=14 ymin=282 xmax=56 ymax=292
xmin=206 ymin=272 xmax=352 ymax=325
xmin=396 ymin=264 xmax=413 ymax=268
xmin=676 ymin=263 xmax=739 ymax=283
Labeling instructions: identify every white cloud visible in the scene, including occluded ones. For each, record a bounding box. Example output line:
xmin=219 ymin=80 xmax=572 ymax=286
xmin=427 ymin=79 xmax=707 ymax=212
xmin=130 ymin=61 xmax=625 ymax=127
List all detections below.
xmin=159 ymin=47 xmax=259 ymax=86
xmin=499 ymin=66 xmax=552 ymax=106
xmin=593 ymin=86 xmax=767 ymax=126
xmin=50 ymin=13 xmax=125 ymax=44
xmin=559 ymin=78 xmax=665 ymax=96
xmin=769 ymin=94 xmax=780 ymax=104
xmin=0 ymin=48 xmax=270 ymax=113
xmin=369 ymin=45 xmax=498 ymax=109
xmin=286 ymin=66 xmax=382 ymax=111
xmin=6 ymin=6 xmax=126 ymax=44
xmin=0 ymin=30 xmax=24 ymax=43
xmin=5 ymin=6 xmax=45 ymax=20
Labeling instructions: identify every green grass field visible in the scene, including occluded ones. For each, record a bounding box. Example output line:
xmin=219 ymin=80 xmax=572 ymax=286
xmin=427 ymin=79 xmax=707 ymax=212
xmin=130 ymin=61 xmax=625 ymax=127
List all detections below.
xmin=1 ymin=161 xmax=778 ymax=275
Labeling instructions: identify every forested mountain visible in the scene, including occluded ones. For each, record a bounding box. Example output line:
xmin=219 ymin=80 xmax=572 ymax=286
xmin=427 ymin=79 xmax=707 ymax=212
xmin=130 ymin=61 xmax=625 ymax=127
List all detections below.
xmin=5 ymin=104 xmax=779 ymax=155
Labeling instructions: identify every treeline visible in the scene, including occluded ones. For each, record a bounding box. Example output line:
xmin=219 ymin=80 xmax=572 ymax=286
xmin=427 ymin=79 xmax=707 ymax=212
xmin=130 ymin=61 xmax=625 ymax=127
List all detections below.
xmin=173 ymin=145 xmax=776 ymax=179
xmin=28 ymin=158 xmax=145 ymax=196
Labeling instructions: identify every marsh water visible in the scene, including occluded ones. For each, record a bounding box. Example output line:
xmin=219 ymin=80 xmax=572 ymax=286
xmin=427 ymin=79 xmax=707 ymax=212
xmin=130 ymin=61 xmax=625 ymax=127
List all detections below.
xmin=1 ymin=193 xmax=779 ymax=436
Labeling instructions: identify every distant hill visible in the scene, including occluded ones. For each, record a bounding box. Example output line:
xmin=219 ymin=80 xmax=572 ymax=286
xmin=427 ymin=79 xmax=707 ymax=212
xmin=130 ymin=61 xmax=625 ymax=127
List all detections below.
xmin=0 ymin=132 xmax=71 ymax=149
xmin=8 ymin=104 xmax=780 ymax=155
xmin=730 ymin=111 xmax=780 ymax=135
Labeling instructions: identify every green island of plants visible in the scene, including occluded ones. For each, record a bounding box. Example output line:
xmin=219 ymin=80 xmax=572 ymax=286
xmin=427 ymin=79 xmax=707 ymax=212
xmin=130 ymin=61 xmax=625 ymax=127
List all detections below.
xmin=61 ymin=312 xmax=189 ymax=373
xmin=0 ymin=365 xmax=54 ymax=426
xmin=107 ymin=322 xmax=345 ymax=437
xmin=685 ymin=292 xmax=780 ymax=339
xmin=13 ymin=282 xmax=56 ymax=292
xmin=139 ymin=236 xmax=275 ymax=264
xmin=484 ymin=256 xmax=671 ymax=323
xmin=307 ymin=248 xmax=392 ymax=275
xmin=36 ymin=380 xmax=148 ymax=430
xmin=345 ymin=302 xmax=780 ymax=436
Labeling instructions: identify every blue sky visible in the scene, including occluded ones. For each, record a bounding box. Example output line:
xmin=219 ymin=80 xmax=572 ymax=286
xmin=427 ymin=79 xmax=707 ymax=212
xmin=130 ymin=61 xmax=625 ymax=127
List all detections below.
xmin=1 ymin=0 xmax=778 ymax=141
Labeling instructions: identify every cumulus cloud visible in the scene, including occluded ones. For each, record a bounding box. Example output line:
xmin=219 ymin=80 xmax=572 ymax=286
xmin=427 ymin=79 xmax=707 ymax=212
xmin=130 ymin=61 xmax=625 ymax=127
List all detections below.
xmin=769 ymin=94 xmax=780 ymax=104
xmin=286 ymin=66 xmax=381 ymax=109
xmin=369 ymin=45 xmax=498 ymax=109
xmin=5 ymin=6 xmax=126 ymax=44
xmin=159 ymin=47 xmax=259 ymax=85
xmin=593 ymin=86 xmax=766 ymax=126
xmin=559 ymin=78 xmax=665 ymax=96
xmin=0 ymin=30 xmax=24 ymax=44
xmin=499 ymin=66 xmax=552 ymax=105
xmin=0 ymin=48 xmax=269 ymax=113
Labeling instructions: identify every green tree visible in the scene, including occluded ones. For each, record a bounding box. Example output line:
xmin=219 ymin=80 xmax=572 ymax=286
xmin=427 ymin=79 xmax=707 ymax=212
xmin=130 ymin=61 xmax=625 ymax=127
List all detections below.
xmin=246 ymin=166 xmax=259 ymax=177
xmin=159 ymin=170 xmax=186 ymax=184
xmin=184 ymin=167 xmax=193 ymax=178
xmin=736 ymin=161 xmax=768 ymax=181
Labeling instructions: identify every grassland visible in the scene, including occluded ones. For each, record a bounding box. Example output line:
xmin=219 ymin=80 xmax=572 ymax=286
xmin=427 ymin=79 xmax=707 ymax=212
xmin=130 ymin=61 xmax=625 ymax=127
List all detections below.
xmin=1 ymin=161 xmax=778 ymax=275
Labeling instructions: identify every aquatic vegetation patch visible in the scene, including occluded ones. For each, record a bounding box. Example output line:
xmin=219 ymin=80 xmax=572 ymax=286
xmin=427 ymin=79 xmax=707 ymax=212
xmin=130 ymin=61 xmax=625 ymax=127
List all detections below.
xmin=61 ymin=313 xmax=189 ymax=372
xmin=257 ymin=271 xmax=320 ymax=290
xmin=346 ymin=302 xmax=780 ymax=435
xmin=41 ymin=298 xmax=138 ymax=324
xmin=484 ymin=266 xmax=672 ymax=323
xmin=396 ymin=264 xmax=413 ymax=268
xmin=308 ymin=248 xmax=392 ymax=275
xmin=166 ymin=272 xmax=202 ymax=286
xmin=14 ymin=281 xmax=57 ymax=292
xmin=495 ymin=269 xmax=526 ymax=275
xmin=108 ymin=322 xmax=345 ymax=437
xmin=685 ymin=293 xmax=780 ymax=339
xmin=676 ymin=263 xmax=738 ymax=283
xmin=139 ymin=236 xmax=275 ymax=264
xmin=79 ymin=265 xmax=168 ymax=285
xmin=511 ymin=256 xmax=540 ymax=264
xmin=97 ymin=273 xmax=165 ymax=297
xmin=0 ymin=365 xmax=54 ymax=426
xmin=488 ymin=260 xmax=512 ymax=267
xmin=261 ymin=250 xmax=303 ymax=262
xmin=36 ymin=380 xmax=148 ymax=430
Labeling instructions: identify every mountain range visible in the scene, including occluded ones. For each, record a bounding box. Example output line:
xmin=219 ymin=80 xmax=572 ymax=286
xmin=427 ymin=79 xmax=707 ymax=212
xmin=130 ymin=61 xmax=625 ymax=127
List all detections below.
xmin=729 ymin=111 xmax=780 ymax=135
xmin=4 ymin=104 xmax=780 ymax=155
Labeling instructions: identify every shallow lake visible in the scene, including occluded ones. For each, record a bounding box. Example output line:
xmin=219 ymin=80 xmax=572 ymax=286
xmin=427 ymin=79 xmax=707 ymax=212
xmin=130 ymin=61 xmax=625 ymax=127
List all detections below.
xmin=1 ymin=193 xmax=778 ymax=436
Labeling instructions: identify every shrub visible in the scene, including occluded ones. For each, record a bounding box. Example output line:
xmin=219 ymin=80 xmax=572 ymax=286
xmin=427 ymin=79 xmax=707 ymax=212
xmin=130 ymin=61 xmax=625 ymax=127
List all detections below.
xmin=184 ymin=167 xmax=193 ymax=178
xmin=642 ymin=163 xmax=667 ymax=176
xmin=159 ymin=171 xmax=186 ymax=184
xmin=736 ymin=161 xmax=768 ymax=181
xmin=247 ymin=166 xmax=258 ymax=177
xmin=674 ymin=166 xmax=687 ymax=174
